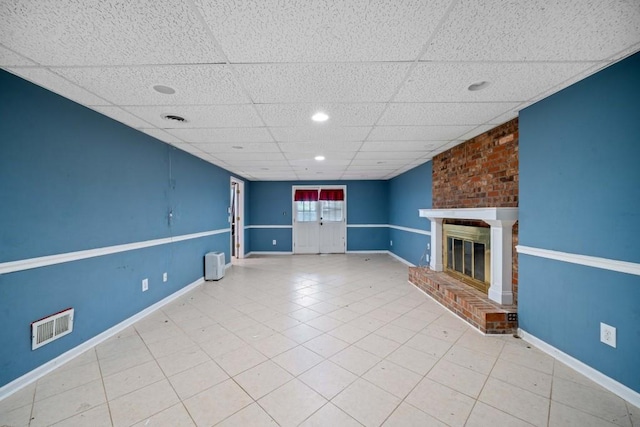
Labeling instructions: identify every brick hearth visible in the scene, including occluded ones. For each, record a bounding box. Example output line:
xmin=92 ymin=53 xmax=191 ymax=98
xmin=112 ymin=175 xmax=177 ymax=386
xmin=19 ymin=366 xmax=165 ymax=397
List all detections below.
xmin=409 ymin=266 xmax=517 ymax=334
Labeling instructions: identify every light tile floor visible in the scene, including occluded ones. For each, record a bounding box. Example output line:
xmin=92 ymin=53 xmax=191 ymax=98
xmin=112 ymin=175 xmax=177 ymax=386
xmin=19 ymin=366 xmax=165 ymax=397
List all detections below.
xmin=1 ymin=254 xmax=637 ymax=427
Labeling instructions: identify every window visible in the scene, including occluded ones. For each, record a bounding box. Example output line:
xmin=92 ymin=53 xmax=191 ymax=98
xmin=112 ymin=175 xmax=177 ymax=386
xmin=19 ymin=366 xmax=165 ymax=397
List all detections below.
xmin=320 ymin=200 xmax=343 ymax=221
xmin=296 ymin=201 xmax=318 ymax=222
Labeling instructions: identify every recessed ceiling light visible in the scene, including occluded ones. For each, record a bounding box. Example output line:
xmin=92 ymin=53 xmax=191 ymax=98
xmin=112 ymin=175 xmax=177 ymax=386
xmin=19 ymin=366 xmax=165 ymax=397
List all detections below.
xmin=468 ymin=81 xmax=490 ymax=91
xmin=312 ymin=112 xmax=329 ymax=122
xmin=153 ymin=85 xmax=176 ymax=95
xmin=315 ymin=155 xmax=325 ymax=161
xmin=162 ymin=114 xmax=187 ymax=123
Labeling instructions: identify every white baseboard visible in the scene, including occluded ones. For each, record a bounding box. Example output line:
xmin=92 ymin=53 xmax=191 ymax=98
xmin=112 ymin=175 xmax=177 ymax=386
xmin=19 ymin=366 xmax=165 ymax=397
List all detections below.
xmin=345 ymin=250 xmax=388 ymax=254
xmin=387 ymin=251 xmax=415 ymax=267
xmin=518 ymin=328 xmax=640 ymax=408
xmin=246 ymin=251 xmax=293 ymax=256
xmin=0 ymin=276 xmax=205 ymax=401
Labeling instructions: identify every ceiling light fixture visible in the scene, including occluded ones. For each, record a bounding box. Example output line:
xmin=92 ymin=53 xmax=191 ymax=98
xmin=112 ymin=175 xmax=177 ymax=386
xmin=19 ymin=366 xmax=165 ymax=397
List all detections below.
xmin=312 ymin=112 xmax=329 ymax=122
xmin=467 ymin=81 xmax=490 ymax=91
xmin=315 ymin=155 xmax=325 ymax=161
xmin=162 ymin=114 xmax=187 ymax=123
xmin=232 ymin=145 xmax=243 ymax=149
xmin=153 ymin=85 xmax=176 ymax=95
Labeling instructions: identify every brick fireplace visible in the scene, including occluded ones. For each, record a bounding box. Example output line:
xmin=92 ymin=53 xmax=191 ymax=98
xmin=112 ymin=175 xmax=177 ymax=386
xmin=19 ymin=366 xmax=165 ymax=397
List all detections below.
xmin=409 ymin=118 xmax=519 ymax=334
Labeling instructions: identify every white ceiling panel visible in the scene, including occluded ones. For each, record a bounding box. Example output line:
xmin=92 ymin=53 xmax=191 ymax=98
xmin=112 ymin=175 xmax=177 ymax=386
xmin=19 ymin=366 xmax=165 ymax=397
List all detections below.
xmin=214 ymin=152 xmax=286 ymax=162
xmin=141 ymin=129 xmax=183 ymax=144
xmin=195 ymin=0 xmax=451 ymax=63
xmin=396 ymin=62 xmax=600 ymax=103
xmin=355 ymin=151 xmax=428 ymax=161
xmin=236 ymin=63 xmax=411 ymax=103
xmin=279 ymin=141 xmax=363 ymax=154
xmin=194 ymin=142 xmax=281 ymax=153
xmin=123 ymin=105 xmax=262 ymax=129
xmin=285 ymin=152 xmax=355 ymax=162
xmin=379 ymin=102 xmax=520 ymax=126
xmin=369 ymin=126 xmax=475 ymax=141
xmin=167 ymin=128 xmax=273 ymax=144
xmin=423 ymin=0 xmax=640 ymax=62
xmin=256 ymin=103 xmax=386 ymax=127
xmin=90 ymin=106 xmax=154 ymax=129
xmin=2 ymin=1 xmax=638 ymax=181
xmin=57 ymin=65 xmax=249 ymax=106
xmin=360 ymin=141 xmax=448 ymax=152
xmin=224 ymin=160 xmax=291 ymax=168
xmin=0 ymin=0 xmax=224 ymax=66
xmin=271 ymin=126 xmax=371 ymax=143
xmin=7 ymin=67 xmax=110 ymax=106
xmin=0 ymin=45 xmax=36 ymax=66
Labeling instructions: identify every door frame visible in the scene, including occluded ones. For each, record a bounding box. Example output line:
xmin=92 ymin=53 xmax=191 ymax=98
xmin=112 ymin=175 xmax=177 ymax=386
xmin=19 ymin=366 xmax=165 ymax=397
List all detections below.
xmin=292 ymin=185 xmax=347 ymax=254
xmin=230 ymin=177 xmax=245 ymax=259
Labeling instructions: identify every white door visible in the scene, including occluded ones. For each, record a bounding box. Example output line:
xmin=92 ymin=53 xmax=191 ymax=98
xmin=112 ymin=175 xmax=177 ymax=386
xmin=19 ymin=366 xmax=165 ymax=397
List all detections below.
xmin=319 ymin=200 xmax=346 ymax=253
xmin=293 ymin=187 xmax=345 ymax=254
xmin=293 ymin=198 xmax=319 ymax=254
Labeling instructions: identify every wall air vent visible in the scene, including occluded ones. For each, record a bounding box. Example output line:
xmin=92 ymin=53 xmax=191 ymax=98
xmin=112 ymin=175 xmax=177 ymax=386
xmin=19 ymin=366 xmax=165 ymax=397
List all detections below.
xmin=162 ymin=114 xmax=187 ymax=123
xmin=31 ymin=308 xmax=74 ymax=350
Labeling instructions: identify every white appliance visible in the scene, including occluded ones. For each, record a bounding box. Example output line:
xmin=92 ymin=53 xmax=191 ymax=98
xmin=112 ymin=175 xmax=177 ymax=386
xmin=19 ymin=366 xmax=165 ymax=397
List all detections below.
xmin=205 ymin=252 xmax=225 ymax=281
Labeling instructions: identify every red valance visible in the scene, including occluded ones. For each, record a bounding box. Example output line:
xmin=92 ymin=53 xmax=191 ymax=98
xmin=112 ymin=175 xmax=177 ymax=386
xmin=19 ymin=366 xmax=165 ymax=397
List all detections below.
xmin=319 ymin=189 xmax=344 ymax=201
xmin=294 ymin=189 xmax=318 ymax=201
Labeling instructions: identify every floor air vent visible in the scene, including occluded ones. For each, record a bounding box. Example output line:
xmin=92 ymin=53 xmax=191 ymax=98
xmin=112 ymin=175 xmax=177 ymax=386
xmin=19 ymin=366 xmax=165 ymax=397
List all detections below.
xmin=31 ymin=308 xmax=74 ymax=350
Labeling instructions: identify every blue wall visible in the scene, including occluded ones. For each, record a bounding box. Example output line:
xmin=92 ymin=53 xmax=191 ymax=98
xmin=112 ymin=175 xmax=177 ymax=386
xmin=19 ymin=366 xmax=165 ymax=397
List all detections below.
xmin=0 ymin=70 xmax=235 ymax=387
xmin=388 ymin=162 xmax=432 ymax=265
xmin=519 ymin=53 xmax=640 ymax=392
xmin=247 ymin=180 xmax=389 ymax=252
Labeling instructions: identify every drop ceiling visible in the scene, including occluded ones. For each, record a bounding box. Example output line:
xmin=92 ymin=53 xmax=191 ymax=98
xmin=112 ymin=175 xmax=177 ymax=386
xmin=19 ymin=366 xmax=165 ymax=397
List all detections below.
xmin=1 ymin=1 xmax=639 ymax=181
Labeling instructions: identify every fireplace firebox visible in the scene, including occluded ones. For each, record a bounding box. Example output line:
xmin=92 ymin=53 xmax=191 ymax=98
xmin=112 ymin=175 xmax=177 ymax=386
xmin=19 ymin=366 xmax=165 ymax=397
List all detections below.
xmin=444 ymin=224 xmax=491 ymax=293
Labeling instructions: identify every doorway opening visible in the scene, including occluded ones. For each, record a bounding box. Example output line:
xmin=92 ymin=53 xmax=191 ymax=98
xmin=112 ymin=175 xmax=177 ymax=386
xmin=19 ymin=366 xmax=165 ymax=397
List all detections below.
xmin=230 ymin=177 xmax=244 ymax=260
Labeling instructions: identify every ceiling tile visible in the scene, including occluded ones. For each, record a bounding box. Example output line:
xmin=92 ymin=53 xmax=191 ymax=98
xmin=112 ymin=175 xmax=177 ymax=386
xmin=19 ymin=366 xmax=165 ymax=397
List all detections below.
xmin=256 ymin=103 xmax=386 ymax=127
xmin=271 ymin=126 xmax=371 ymax=142
xmin=7 ymin=67 xmax=110 ymax=105
xmin=0 ymin=45 xmax=36 ymax=66
xmin=359 ymin=141 xmax=447 ymax=152
xmin=0 ymin=0 xmax=224 ymax=66
xmin=378 ymin=102 xmax=520 ymax=126
xmin=123 ymin=105 xmax=262 ymax=128
xmin=369 ymin=125 xmax=475 ymax=141
xmin=214 ymin=152 xmax=286 ymax=162
xmin=279 ymin=141 xmax=362 ymax=153
xmin=423 ymin=0 xmax=640 ymax=61
xmin=395 ymin=62 xmax=600 ymax=103
xmin=167 ymin=128 xmax=273 ymax=144
xmin=57 ymin=65 xmax=249 ymax=106
xmin=194 ymin=142 xmax=281 ymax=153
xmin=285 ymin=152 xmax=355 ymax=162
xmin=355 ymin=151 xmax=426 ymax=161
xmin=141 ymin=129 xmax=183 ymax=144
xmin=171 ymin=143 xmax=207 ymax=155
xmin=90 ymin=106 xmax=153 ymax=129
xmin=487 ymin=110 xmax=520 ymax=125
xmin=195 ymin=0 xmax=451 ymax=62
xmin=235 ymin=63 xmax=411 ymax=103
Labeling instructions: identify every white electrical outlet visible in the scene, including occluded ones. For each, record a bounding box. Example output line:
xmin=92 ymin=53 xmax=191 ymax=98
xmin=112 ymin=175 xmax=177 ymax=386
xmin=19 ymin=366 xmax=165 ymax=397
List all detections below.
xmin=272 ymin=239 xmax=277 ymax=245
xmin=142 ymin=278 xmax=149 ymax=292
xmin=600 ymin=322 xmax=616 ymax=348
xmin=390 ymin=240 xmax=393 ymax=246
xmin=163 ymin=272 xmax=168 ymax=282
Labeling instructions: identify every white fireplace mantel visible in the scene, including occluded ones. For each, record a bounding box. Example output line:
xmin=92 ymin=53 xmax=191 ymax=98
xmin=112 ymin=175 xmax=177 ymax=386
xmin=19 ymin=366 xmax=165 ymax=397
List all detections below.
xmin=419 ymin=208 xmax=518 ymax=305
